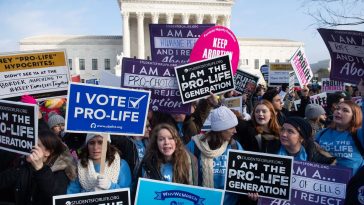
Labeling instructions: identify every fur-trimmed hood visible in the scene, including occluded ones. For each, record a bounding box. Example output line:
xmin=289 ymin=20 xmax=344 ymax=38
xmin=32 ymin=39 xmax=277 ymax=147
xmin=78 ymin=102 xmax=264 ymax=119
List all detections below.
xmin=51 ymin=150 xmax=77 ymax=180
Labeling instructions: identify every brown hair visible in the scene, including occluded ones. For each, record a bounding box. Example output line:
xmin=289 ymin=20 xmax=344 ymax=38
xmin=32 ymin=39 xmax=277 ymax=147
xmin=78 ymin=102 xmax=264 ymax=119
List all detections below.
xmin=329 ymin=100 xmax=362 ymax=136
xmin=38 ymin=130 xmax=67 ymax=165
xmin=79 ymin=137 xmax=121 ymax=167
xmin=252 ymin=100 xmax=281 ymax=137
xmin=144 ymin=123 xmax=190 ymax=184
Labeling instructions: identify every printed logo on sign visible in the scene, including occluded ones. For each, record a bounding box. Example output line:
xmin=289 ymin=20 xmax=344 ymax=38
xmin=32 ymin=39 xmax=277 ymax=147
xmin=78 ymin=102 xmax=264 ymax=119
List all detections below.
xmin=155 ymin=190 xmax=205 ymax=205
xmin=128 ymin=95 xmax=146 ymax=109
xmin=359 ymin=186 xmax=364 ymax=204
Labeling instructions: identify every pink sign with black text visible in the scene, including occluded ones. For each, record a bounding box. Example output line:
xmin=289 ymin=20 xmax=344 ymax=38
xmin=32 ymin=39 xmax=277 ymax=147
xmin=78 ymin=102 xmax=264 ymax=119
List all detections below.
xmin=189 ymin=26 xmax=240 ymax=74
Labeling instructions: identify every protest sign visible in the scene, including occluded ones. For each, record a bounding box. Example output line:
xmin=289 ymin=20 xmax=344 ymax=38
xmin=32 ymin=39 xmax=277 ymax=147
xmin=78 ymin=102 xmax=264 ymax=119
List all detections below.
xmin=225 ymin=150 xmax=293 ymax=200
xmin=53 ymin=188 xmax=130 ymax=205
xmin=71 ymin=74 xmax=81 ymax=82
xmin=149 ymin=24 xmax=214 ymax=64
xmin=65 ymin=83 xmax=150 ymax=136
xmin=289 ymin=71 xmax=295 ymax=93
xmin=222 ymin=96 xmax=243 ymax=114
xmin=0 ymin=50 xmax=70 ymax=100
xmin=175 ymin=55 xmax=235 ymax=104
xmin=190 ymin=26 xmax=240 ymax=74
xmin=99 ymin=70 xmax=121 ymax=87
xmin=0 ymin=100 xmax=38 ymax=155
xmin=268 ymin=63 xmax=299 ymax=87
xmin=259 ymin=161 xmax=352 ymax=205
xmin=318 ymin=28 xmax=364 ymax=84
xmin=290 ymin=47 xmax=313 ymax=86
xmin=135 ymin=178 xmax=224 ymax=205
xmin=85 ymin=79 xmax=99 ymax=85
xmin=352 ymin=96 xmax=362 ymax=106
xmin=321 ymin=78 xmax=345 ymax=93
xmin=234 ymin=70 xmax=259 ymax=96
xmin=260 ymin=65 xmax=269 ymax=84
xmin=294 ymin=92 xmax=327 ymax=110
xmin=121 ymin=58 xmax=190 ymax=113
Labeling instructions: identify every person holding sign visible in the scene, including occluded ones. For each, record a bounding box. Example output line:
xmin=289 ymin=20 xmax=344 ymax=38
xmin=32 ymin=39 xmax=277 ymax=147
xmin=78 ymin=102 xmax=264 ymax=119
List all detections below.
xmin=186 ymin=106 xmax=243 ymax=205
xmin=278 ymin=116 xmax=336 ymax=164
xmin=137 ymin=123 xmax=198 ymax=185
xmin=0 ymin=130 xmax=77 ymax=205
xmin=316 ymin=80 xmax=364 ymax=174
xmin=67 ymin=133 xmax=132 ymax=193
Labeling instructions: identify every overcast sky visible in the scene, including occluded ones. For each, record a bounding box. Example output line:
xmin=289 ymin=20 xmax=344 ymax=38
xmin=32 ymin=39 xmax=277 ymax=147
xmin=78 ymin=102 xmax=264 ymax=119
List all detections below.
xmin=0 ymin=0 xmax=363 ymax=63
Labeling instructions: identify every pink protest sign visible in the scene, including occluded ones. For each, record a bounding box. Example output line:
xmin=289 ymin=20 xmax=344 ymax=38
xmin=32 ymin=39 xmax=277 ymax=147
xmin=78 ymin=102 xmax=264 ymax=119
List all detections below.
xmin=189 ymin=26 xmax=240 ymax=74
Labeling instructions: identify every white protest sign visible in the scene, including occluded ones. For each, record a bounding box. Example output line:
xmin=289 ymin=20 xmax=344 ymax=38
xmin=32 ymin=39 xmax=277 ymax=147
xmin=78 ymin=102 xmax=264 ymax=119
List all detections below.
xmin=290 ymin=47 xmax=313 ymax=86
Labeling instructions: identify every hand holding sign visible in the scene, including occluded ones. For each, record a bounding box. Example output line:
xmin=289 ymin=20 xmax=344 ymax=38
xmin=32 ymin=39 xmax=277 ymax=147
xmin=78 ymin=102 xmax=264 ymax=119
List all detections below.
xmin=26 ymin=145 xmax=46 ymax=171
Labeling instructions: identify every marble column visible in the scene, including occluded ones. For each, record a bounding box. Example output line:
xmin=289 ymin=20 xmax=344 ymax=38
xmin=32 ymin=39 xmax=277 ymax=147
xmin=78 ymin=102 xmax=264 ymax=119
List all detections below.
xmin=210 ymin=14 xmax=217 ymax=24
xmin=151 ymin=12 xmax=159 ymax=24
xmin=137 ymin=12 xmax=145 ymax=59
xmin=122 ymin=11 xmax=130 ymax=57
xmin=182 ymin=13 xmax=190 ymax=24
xmin=196 ymin=14 xmax=204 ymax=24
xmin=166 ymin=13 xmax=174 ymax=24
xmin=224 ymin=15 xmax=231 ymax=28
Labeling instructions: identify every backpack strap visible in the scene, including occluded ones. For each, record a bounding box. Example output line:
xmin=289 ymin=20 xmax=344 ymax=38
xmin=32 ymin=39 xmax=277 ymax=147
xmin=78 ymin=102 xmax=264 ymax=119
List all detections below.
xmin=230 ymin=139 xmax=237 ymax=150
xmin=316 ymin=128 xmax=329 ymax=142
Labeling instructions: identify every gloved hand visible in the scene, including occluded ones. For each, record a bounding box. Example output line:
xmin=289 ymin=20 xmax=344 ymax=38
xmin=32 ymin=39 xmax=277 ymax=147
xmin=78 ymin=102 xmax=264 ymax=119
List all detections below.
xmin=96 ymin=175 xmax=112 ymax=190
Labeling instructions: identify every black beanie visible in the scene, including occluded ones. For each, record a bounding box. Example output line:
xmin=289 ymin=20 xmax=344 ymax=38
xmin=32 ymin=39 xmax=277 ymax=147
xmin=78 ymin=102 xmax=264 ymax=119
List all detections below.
xmin=284 ymin=116 xmax=312 ymax=140
xmin=262 ymin=89 xmax=279 ymax=102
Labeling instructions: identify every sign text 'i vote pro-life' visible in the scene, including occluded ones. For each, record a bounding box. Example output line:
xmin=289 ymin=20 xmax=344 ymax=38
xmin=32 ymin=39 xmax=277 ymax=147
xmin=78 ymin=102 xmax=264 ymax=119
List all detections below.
xmin=175 ymin=55 xmax=234 ymax=104
xmin=65 ymin=83 xmax=150 ymax=136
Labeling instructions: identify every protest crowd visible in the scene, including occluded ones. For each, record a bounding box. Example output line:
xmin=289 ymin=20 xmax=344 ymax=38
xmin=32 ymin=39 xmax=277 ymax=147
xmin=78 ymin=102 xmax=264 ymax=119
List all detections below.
xmin=0 ymin=26 xmax=364 ymax=205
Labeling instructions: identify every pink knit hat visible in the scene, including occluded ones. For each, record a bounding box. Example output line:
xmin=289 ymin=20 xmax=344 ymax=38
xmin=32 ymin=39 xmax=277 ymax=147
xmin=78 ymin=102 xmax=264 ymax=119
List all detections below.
xmin=21 ymin=94 xmax=37 ymax=104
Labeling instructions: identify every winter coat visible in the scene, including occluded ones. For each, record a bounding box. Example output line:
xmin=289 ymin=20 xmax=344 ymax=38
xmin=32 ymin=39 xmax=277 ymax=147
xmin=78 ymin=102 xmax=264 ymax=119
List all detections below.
xmin=235 ymin=119 xmax=281 ymax=154
xmin=111 ymin=135 xmax=148 ymax=180
xmin=0 ymin=151 xmax=76 ymax=205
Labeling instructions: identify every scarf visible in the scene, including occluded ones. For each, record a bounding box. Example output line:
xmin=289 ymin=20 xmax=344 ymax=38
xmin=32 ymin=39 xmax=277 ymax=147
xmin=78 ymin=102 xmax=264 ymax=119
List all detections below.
xmin=77 ymin=153 xmax=120 ymax=192
xmin=192 ymin=134 xmax=228 ymax=188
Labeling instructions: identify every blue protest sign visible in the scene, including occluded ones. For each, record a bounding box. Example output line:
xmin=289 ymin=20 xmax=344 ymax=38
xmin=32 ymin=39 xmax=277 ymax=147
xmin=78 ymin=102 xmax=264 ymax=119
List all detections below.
xmin=65 ymin=83 xmax=150 ymax=136
xmin=135 ymin=178 xmax=224 ymax=205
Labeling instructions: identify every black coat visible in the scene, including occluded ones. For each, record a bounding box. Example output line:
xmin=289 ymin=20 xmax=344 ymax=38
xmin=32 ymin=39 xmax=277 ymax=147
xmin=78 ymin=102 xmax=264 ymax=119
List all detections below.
xmin=345 ymin=166 xmax=364 ymax=205
xmin=235 ymin=119 xmax=281 ymax=154
xmin=0 ymin=158 xmax=71 ymax=205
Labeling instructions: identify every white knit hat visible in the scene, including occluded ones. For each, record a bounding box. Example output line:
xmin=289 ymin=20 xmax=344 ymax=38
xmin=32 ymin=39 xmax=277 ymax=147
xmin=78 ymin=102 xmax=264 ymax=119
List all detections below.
xmin=85 ymin=133 xmax=111 ymax=145
xmin=211 ymin=106 xmax=238 ymax=131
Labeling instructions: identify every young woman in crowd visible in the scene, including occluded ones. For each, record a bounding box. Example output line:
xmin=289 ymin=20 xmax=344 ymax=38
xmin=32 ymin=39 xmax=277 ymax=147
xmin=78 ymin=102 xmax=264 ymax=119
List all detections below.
xmin=137 ymin=123 xmax=198 ymax=185
xmin=316 ymin=99 xmax=364 ymax=174
xmin=236 ymin=100 xmax=281 ymax=153
xmin=186 ymin=106 xmax=243 ymax=205
xmin=67 ymin=133 xmax=131 ymax=193
xmin=278 ymin=116 xmax=335 ymax=164
xmin=0 ymin=130 xmax=77 ymax=205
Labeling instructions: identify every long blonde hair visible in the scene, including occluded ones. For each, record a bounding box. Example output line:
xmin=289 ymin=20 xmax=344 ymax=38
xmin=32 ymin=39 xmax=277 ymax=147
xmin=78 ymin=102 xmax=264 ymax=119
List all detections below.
xmin=144 ymin=123 xmax=190 ymax=184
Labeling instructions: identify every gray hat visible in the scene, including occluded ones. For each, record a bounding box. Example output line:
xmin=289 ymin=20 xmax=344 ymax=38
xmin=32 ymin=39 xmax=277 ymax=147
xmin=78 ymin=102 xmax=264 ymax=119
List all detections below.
xmin=305 ymin=104 xmax=326 ymax=120
xmin=47 ymin=112 xmax=65 ymax=129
